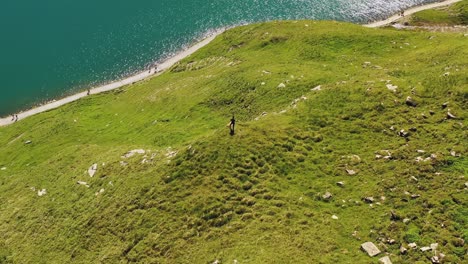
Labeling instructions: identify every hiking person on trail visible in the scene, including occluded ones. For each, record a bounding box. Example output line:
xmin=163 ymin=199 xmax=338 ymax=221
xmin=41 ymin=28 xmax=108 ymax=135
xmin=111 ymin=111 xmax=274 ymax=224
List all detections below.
xmin=15 ymin=115 xmax=18 ymax=122
xmin=227 ymin=115 xmax=236 ymax=135
xmin=87 ymin=89 xmax=90 ymax=96
xmin=11 ymin=115 xmax=14 ymax=121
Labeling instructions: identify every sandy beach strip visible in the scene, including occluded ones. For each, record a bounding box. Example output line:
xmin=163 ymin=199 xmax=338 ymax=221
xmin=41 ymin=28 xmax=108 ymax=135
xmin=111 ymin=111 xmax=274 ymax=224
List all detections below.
xmin=0 ymin=0 xmax=462 ymax=127
xmin=365 ymin=0 xmax=462 ymax=28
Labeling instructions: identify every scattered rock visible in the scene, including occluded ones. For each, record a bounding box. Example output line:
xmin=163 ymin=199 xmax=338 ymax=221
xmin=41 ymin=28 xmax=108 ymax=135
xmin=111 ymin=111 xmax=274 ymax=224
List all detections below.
xmin=311 ymin=85 xmax=322 ymax=91
xmin=77 ymin=181 xmax=90 ymax=188
xmin=410 ymin=176 xmax=419 ymax=182
xmin=25 ymin=140 xmax=32 ymax=144
xmin=408 ymin=242 xmax=417 ymax=249
xmin=430 ymin=243 xmax=438 ymax=251
xmin=379 ymin=256 xmax=392 ymax=264
xmin=442 ymin=102 xmax=448 ymax=109
xmin=405 ymin=96 xmax=417 ymax=107
xmin=387 ymin=239 xmax=396 ymax=245
xmin=322 ymin=192 xmax=333 ymax=201
xmin=165 ymin=148 xmax=178 ymax=159
xmin=361 ymin=242 xmax=381 ymax=257
xmin=400 ymin=246 xmax=408 ymax=254
xmin=121 ymin=149 xmax=146 ymax=158
xmin=431 ymin=256 xmax=440 ymax=264
xmin=398 ymin=129 xmax=410 ymax=138
xmin=363 ymin=197 xmax=375 ymax=203
xmin=447 ymin=111 xmax=457 ymax=119
xmin=420 ymin=246 xmax=431 ymax=252
xmin=88 ymin=163 xmax=98 ymax=177
xmin=336 ymin=181 xmax=345 ymax=187
xmin=386 ymin=84 xmax=398 ymax=92
xmin=95 ymin=188 xmax=105 ymax=196
xmin=403 ymin=218 xmax=411 ymax=224
xmin=429 ymin=110 xmax=435 ymax=115
xmin=332 ymin=215 xmax=339 ymax=220
xmin=278 ymin=83 xmax=286 ymax=88
xmin=37 ymin=189 xmax=47 ymax=197
xmin=411 ymin=194 xmax=421 ymax=199
xmin=0 ymin=167 xmax=6 ymax=171
xmin=416 ymin=150 xmax=425 ymax=153
xmin=346 ymin=169 xmax=356 ymax=175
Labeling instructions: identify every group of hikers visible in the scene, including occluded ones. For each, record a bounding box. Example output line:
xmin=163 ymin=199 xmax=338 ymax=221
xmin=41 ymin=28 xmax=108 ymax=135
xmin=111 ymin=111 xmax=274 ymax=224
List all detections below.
xmin=10 ymin=114 xmax=19 ymax=122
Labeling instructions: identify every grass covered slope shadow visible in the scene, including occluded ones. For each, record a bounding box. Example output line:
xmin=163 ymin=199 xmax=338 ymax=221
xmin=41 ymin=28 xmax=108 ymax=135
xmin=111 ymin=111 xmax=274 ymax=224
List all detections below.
xmin=0 ymin=20 xmax=467 ymax=263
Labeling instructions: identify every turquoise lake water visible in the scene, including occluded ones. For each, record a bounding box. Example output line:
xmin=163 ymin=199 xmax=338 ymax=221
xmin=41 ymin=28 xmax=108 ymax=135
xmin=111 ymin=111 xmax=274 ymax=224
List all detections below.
xmin=0 ymin=0 xmax=437 ymax=116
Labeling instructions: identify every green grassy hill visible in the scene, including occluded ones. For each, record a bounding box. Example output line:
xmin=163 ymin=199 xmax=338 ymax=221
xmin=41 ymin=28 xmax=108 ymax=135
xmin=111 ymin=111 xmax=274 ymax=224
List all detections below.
xmin=410 ymin=0 xmax=468 ymax=26
xmin=0 ymin=20 xmax=467 ymax=263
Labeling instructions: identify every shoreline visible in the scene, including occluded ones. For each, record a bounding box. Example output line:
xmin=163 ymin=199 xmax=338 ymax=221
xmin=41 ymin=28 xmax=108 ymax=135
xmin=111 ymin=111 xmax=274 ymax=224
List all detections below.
xmin=0 ymin=29 xmax=225 ymax=127
xmin=0 ymin=0 xmax=461 ymax=127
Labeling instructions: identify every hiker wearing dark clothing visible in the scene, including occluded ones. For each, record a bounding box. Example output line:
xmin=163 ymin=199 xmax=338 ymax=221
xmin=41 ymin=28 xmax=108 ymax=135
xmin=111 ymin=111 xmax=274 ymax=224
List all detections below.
xmin=228 ymin=115 xmax=236 ymax=135
xmin=15 ymin=115 xmax=18 ymax=122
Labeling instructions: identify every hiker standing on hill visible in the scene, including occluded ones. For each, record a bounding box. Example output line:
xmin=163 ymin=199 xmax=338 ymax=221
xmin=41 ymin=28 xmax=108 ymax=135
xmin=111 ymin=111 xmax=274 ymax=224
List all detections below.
xmin=87 ymin=89 xmax=90 ymax=96
xmin=228 ymin=115 xmax=236 ymax=135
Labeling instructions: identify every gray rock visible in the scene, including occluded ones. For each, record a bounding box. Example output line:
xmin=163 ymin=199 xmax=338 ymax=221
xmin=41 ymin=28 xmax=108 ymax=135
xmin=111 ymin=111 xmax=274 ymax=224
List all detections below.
xmin=121 ymin=149 xmax=146 ymax=159
xmin=447 ymin=112 xmax=457 ymax=119
xmin=77 ymin=181 xmax=90 ymax=188
xmin=88 ymin=163 xmax=98 ymax=177
xmin=408 ymin=242 xmax=417 ymax=249
xmin=430 ymin=243 xmax=438 ymax=251
xmin=442 ymin=102 xmax=448 ymax=109
xmin=405 ymin=96 xmax=417 ymax=107
xmin=379 ymin=256 xmax=392 ymax=264
xmin=400 ymin=246 xmax=407 ymax=254
xmin=361 ymin=242 xmax=381 ymax=257
xmin=363 ymin=197 xmax=375 ymax=203
xmin=346 ymin=169 xmax=356 ymax=175
xmin=431 ymin=256 xmax=440 ymax=264
xmin=420 ymin=246 xmax=431 ymax=252
xmin=398 ymin=129 xmax=410 ymax=138
xmin=336 ymin=181 xmax=345 ymax=187
xmin=25 ymin=140 xmax=32 ymax=144
xmin=37 ymin=189 xmax=47 ymax=197
xmin=311 ymin=85 xmax=322 ymax=91
xmin=322 ymin=192 xmax=333 ymax=201
xmin=403 ymin=218 xmax=410 ymax=224
xmin=278 ymin=83 xmax=286 ymax=88
xmin=332 ymin=215 xmax=339 ymax=220
xmin=411 ymin=194 xmax=421 ymax=199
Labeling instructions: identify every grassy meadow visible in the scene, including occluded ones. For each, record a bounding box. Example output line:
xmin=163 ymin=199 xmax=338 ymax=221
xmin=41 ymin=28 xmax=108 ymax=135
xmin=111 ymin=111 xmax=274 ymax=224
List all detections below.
xmin=0 ymin=19 xmax=467 ymax=263
xmin=410 ymin=0 xmax=468 ymax=26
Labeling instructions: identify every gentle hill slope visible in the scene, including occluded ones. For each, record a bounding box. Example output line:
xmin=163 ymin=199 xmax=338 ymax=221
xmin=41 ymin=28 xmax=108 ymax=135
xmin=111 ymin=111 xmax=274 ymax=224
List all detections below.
xmin=0 ymin=20 xmax=467 ymax=263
